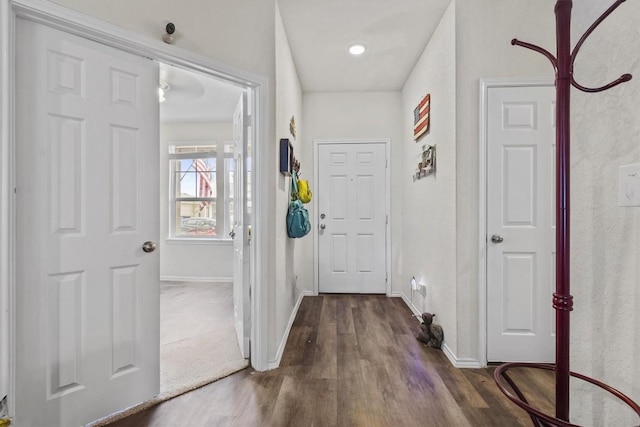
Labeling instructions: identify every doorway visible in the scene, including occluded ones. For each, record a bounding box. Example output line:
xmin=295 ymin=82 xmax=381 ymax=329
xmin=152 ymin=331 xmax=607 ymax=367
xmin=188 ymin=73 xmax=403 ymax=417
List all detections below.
xmin=157 ymin=63 xmax=251 ymax=397
xmin=1 ymin=2 xmax=269 ymax=424
xmin=480 ymin=78 xmax=555 ymax=364
xmin=314 ymin=140 xmax=390 ymax=294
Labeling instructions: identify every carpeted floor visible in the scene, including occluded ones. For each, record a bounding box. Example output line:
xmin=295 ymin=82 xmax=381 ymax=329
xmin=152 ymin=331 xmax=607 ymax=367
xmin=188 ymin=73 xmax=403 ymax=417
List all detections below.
xmin=160 ymin=281 xmax=249 ymax=399
xmin=88 ymin=281 xmax=248 ymax=426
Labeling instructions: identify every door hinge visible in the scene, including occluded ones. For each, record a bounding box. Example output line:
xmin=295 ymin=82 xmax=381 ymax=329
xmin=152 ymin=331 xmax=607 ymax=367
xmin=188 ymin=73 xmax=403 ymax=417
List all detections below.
xmin=385 ymin=272 xmax=388 ymax=283
xmin=386 ymin=215 xmax=388 ymax=225
xmin=245 ymin=114 xmax=253 ymax=127
xmin=386 ymin=158 xmax=388 ymax=168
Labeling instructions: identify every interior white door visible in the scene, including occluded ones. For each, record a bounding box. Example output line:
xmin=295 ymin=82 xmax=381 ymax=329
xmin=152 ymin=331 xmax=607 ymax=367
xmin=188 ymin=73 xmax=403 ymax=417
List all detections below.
xmin=317 ymin=142 xmax=387 ymax=294
xmin=232 ymin=92 xmax=250 ymax=358
xmin=14 ymin=18 xmax=160 ymax=426
xmin=486 ymin=84 xmax=555 ymax=363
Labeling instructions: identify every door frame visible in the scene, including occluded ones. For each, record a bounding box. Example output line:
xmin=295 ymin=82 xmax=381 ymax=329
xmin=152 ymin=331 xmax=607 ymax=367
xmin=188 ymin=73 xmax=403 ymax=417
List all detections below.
xmin=0 ymin=0 xmax=271 ymax=416
xmin=478 ymin=77 xmax=554 ymax=368
xmin=313 ymin=139 xmax=391 ymax=296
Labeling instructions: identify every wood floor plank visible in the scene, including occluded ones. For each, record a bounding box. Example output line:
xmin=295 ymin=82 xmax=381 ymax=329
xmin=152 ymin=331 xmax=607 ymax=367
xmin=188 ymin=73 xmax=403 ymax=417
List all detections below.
xmin=108 ymin=295 xmax=554 ymax=427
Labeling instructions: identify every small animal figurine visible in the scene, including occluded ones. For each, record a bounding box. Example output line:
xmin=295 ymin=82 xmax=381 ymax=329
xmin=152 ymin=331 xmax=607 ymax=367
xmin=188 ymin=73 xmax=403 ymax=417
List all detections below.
xmin=416 ymin=312 xmax=444 ymax=349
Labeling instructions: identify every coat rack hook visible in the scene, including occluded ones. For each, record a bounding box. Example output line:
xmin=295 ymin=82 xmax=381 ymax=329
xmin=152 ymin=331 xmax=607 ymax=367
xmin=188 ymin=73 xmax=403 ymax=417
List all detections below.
xmin=570 ymin=0 xmax=632 ymax=93
xmin=571 ymin=73 xmax=632 ymax=93
xmin=511 ymin=39 xmax=558 ymax=72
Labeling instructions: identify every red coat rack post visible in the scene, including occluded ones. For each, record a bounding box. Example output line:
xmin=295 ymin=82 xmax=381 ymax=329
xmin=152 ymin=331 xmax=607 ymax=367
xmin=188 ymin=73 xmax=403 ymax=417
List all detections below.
xmin=494 ymin=1 xmax=639 ymax=426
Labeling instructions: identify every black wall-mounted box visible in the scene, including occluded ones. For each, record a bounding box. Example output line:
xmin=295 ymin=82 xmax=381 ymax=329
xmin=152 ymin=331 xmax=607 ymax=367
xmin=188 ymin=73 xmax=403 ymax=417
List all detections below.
xmin=280 ymin=138 xmax=292 ymax=176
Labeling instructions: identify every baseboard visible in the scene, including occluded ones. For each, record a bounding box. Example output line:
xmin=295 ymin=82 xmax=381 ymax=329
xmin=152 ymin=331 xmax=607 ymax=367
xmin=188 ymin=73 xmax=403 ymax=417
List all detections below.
xmin=393 ymin=291 xmax=421 ymax=318
xmin=268 ymin=290 xmax=313 ymax=370
xmin=160 ymin=276 xmax=233 ymax=283
xmin=396 ymin=292 xmax=482 ymax=369
xmin=442 ymin=343 xmax=482 ymax=368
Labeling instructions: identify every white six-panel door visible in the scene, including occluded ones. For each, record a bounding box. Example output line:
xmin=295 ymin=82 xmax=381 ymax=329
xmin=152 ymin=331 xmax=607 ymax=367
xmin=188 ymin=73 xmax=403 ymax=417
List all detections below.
xmin=486 ymin=84 xmax=555 ymax=363
xmin=15 ymin=18 xmax=160 ymax=426
xmin=317 ymin=142 xmax=387 ymax=294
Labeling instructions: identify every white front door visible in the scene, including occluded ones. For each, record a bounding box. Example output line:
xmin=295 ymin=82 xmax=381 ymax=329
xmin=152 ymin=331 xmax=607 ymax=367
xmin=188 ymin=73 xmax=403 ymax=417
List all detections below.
xmin=317 ymin=142 xmax=387 ymax=294
xmin=232 ymin=92 xmax=250 ymax=358
xmin=14 ymin=18 xmax=159 ymax=426
xmin=486 ymin=84 xmax=555 ymax=363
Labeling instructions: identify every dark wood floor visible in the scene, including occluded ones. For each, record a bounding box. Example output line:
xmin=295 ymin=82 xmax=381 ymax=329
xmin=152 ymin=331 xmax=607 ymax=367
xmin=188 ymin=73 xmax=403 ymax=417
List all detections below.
xmin=109 ymin=295 xmax=554 ymax=426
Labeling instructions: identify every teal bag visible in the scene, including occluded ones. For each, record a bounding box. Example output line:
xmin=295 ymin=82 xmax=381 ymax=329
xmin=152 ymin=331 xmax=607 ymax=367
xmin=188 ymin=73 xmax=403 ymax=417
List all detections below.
xmin=287 ymin=171 xmax=311 ymax=238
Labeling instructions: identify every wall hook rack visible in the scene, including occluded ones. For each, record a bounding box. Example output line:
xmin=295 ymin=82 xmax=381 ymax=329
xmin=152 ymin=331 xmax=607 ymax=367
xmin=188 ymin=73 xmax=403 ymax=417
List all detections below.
xmin=494 ymin=1 xmax=640 ymax=425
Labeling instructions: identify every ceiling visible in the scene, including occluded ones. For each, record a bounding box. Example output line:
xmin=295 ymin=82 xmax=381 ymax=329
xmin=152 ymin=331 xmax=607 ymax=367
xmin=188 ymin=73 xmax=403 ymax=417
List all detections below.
xmin=159 ymin=63 xmax=244 ymax=123
xmin=277 ymin=0 xmax=452 ymax=92
xmin=160 ymin=1 xmax=451 ymax=122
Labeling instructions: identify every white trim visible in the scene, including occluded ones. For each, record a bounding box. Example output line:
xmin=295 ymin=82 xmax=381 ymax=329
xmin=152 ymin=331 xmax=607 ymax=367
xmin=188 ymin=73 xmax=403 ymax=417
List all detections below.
xmin=441 ymin=344 xmax=482 ymax=369
xmin=478 ymin=77 xmax=554 ymax=369
xmin=159 ymin=276 xmax=233 ymax=283
xmin=249 ymin=65 xmax=270 ymax=373
xmin=2 ymin=0 xmax=271 ymax=419
xmin=312 ymin=139 xmax=392 ymax=296
xmin=0 ymin=0 xmax=11 ymax=404
xmin=164 ymin=238 xmax=233 ymax=245
xmin=384 ymin=139 xmax=392 ymax=297
xmin=268 ymin=291 xmax=313 ymax=369
xmin=394 ymin=291 xmax=421 ymax=318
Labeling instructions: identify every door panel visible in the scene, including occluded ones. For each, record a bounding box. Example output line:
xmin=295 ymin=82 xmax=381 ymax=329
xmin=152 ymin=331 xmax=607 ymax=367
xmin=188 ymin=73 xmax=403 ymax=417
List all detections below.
xmin=486 ymin=85 xmax=555 ymax=363
xmin=15 ymin=18 xmax=159 ymax=426
xmin=318 ymin=143 xmax=386 ymax=294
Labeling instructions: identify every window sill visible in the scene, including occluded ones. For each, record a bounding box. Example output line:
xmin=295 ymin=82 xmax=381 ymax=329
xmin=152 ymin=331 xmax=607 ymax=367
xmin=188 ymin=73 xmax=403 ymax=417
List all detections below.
xmin=165 ymin=238 xmax=233 ymax=246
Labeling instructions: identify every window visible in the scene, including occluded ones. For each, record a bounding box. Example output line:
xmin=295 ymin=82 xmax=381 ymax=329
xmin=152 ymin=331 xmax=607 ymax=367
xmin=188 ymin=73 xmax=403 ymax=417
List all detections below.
xmin=169 ymin=142 xmax=236 ymax=239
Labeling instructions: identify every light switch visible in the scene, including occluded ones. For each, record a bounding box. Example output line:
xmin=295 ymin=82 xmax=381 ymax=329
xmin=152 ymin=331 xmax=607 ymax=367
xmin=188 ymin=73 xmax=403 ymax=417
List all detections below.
xmin=618 ymin=163 xmax=640 ymax=207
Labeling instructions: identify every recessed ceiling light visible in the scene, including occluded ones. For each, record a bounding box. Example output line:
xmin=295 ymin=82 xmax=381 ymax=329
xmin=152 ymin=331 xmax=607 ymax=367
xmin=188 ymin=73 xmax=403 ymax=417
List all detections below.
xmin=348 ymin=43 xmax=367 ymax=56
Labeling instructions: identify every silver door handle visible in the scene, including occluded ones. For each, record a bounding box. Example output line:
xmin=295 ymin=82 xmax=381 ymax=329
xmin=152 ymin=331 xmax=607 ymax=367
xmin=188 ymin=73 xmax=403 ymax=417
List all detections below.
xmin=142 ymin=241 xmax=157 ymax=253
xmin=229 ymin=230 xmax=236 ymax=239
xmin=491 ymin=234 xmax=504 ymax=244
xmin=320 ymin=224 xmax=326 ymax=230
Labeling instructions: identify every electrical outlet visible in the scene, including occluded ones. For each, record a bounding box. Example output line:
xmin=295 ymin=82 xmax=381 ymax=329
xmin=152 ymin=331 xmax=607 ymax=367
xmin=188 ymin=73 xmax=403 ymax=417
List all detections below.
xmin=619 ymin=163 xmax=640 ymax=206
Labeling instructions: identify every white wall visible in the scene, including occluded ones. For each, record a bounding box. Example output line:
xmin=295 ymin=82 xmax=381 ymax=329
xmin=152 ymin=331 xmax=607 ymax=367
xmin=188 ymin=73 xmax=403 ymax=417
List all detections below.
xmin=570 ymin=1 xmax=640 ymax=424
xmin=159 ymin=121 xmax=234 ymax=281
xmin=50 ymin=0 xmax=276 ymax=80
xmin=454 ymin=0 xmax=556 ymax=361
xmin=272 ymin=4 xmax=305 ymax=363
xmin=400 ymin=1 xmax=457 ymax=355
xmin=303 ymin=91 xmax=404 ymax=295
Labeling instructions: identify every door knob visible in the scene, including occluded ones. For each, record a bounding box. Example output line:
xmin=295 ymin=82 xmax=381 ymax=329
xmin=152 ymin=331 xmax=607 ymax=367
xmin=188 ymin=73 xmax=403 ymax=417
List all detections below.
xmin=142 ymin=241 xmax=157 ymax=253
xmin=320 ymin=224 xmax=326 ymax=230
xmin=229 ymin=230 xmax=236 ymax=239
xmin=491 ymin=234 xmax=504 ymax=244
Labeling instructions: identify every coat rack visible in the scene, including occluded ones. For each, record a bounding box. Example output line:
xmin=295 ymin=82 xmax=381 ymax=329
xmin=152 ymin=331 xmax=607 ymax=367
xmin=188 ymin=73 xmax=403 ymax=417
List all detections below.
xmin=493 ymin=1 xmax=640 ymax=426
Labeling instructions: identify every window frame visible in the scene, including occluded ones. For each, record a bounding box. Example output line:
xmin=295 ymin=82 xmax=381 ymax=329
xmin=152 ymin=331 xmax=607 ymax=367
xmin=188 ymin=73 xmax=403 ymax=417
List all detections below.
xmin=168 ymin=141 xmax=236 ymax=241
